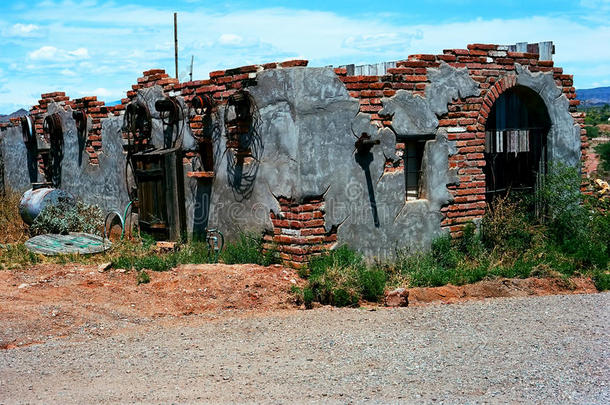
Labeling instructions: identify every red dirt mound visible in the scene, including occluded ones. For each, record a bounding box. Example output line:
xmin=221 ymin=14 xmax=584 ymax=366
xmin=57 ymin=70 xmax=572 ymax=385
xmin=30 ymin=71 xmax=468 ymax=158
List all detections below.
xmin=0 ymin=263 xmax=303 ymax=349
xmin=408 ymin=277 xmax=597 ymax=305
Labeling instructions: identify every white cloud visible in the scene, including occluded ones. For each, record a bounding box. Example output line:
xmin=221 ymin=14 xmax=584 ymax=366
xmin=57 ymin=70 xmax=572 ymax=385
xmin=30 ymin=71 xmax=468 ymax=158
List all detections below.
xmin=60 ymin=68 xmax=76 ymax=76
xmin=28 ymin=46 xmax=90 ymax=62
xmin=2 ymin=23 xmax=41 ymax=37
xmin=218 ymin=34 xmax=243 ymax=46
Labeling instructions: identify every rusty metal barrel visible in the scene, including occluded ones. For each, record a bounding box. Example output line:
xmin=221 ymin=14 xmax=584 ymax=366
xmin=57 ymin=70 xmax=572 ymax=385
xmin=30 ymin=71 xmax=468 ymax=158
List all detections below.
xmin=19 ymin=186 xmax=75 ymax=225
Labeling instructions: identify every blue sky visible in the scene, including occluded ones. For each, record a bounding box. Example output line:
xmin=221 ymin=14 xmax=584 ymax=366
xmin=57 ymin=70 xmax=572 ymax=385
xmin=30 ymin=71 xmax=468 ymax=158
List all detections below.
xmin=0 ymin=0 xmax=609 ymax=113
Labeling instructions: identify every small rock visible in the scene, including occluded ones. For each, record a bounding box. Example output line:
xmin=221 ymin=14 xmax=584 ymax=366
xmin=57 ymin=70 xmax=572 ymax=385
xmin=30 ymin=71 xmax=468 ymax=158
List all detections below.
xmin=385 ymin=288 xmax=409 ymax=307
xmin=155 ymin=241 xmax=177 ymax=252
xmin=17 ymin=283 xmax=29 ymax=289
xmin=98 ymin=262 xmax=112 ymax=273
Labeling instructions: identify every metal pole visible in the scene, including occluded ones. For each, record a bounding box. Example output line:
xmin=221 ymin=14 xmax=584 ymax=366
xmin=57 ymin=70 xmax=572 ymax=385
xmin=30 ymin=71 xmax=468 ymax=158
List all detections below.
xmin=189 ymin=55 xmax=194 ymax=82
xmin=174 ymin=12 xmax=178 ymax=79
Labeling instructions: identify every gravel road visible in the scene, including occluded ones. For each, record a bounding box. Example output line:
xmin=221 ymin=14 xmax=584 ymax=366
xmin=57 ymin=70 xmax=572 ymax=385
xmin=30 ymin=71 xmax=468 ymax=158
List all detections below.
xmin=1 ymin=293 xmax=608 ymax=404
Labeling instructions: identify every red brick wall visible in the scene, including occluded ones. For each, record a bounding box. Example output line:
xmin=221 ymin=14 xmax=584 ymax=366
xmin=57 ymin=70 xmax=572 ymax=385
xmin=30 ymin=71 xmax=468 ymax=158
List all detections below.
xmin=336 ymin=44 xmax=585 ymax=237
xmin=263 ymin=196 xmax=337 ymax=268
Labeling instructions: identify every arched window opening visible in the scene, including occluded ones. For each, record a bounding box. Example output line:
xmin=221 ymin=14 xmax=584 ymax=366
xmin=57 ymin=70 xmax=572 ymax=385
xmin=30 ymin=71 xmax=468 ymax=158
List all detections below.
xmin=484 ymin=85 xmax=551 ymax=202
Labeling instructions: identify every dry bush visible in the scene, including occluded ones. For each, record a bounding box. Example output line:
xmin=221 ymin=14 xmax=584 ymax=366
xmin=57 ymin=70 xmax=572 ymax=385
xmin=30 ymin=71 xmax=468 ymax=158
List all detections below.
xmin=0 ymin=190 xmax=29 ymax=244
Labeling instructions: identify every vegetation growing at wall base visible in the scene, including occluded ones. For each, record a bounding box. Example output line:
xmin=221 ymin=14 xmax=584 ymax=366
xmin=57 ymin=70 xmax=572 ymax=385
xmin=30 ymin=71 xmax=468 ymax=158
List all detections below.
xmin=293 ymin=165 xmax=609 ymax=308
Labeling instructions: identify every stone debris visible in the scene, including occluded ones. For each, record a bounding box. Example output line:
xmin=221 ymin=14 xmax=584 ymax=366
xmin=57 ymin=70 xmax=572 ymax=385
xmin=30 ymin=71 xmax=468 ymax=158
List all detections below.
xmin=384 ymin=287 xmax=409 ymax=307
xmin=97 ymin=262 xmax=112 ymax=273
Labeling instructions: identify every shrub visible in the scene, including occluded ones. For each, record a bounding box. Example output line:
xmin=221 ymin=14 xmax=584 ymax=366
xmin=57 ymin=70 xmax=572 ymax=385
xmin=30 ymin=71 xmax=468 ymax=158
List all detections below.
xmin=536 ymin=164 xmax=584 ymax=243
xmin=309 ymin=244 xmax=364 ymax=277
xmin=303 ymin=287 xmax=314 ymax=309
xmin=112 ymin=253 xmax=176 ymax=272
xmin=431 ymin=233 xmax=460 ymax=269
xmin=458 ymin=222 xmax=484 ymax=258
xmin=533 ymin=165 xmax=609 ymax=269
xmin=173 ymin=241 xmax=216 ymax=265
xmin=585 ymin=125 xmax=600 ymax=139
xmin=111 ymin=240 xmax=216 ymax=272
xmin=593 ymin=272 xmax=610 ymax=291
xmin=481 ymin=195 xmax=536 ymax=253
xmin=332 ymin=288 xmax=359 ymax=307
xmin=358 ymin=268 xmax=386 ymax=302
xmin=30 ymin=201 xmax=103 ymax=236
xmin=397 ymin=252 xmax=449 ymax=287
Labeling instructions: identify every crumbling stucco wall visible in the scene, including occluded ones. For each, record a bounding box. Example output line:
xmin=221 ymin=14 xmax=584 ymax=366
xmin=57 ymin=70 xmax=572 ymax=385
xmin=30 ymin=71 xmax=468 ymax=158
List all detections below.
xmin=0 ymin=126 xmax=40 ymax=193
xmin=0 ymin=41 xmax=585 ymax=264
xmin=52 ymin=107 xmax=130 ymax=214
xmin=184 ymin=65 xmax=479 ymax=259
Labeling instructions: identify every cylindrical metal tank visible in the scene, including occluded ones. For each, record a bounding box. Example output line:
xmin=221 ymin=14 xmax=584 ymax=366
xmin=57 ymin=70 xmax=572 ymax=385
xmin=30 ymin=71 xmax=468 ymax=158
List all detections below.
xmin=19 ymin=187 xmax=76 ymax=225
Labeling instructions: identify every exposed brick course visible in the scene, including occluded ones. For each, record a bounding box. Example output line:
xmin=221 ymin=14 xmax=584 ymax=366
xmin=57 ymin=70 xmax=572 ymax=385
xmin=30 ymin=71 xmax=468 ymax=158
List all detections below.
xmin=262 ymin=196 xmax=337 ymax=268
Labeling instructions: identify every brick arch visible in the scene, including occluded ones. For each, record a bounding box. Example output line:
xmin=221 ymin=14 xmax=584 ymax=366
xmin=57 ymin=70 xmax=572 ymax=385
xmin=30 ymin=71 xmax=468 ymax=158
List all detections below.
xmin=476 ymin=74 xmax=518 ymax=133
xmin=475 ymin=68 xmax=580 ymax=169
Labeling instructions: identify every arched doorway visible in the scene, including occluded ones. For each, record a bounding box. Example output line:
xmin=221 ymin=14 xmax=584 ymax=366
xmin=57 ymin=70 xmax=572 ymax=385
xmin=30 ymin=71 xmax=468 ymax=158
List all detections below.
xmin=484 ymin=85 xmax=552 ymax=202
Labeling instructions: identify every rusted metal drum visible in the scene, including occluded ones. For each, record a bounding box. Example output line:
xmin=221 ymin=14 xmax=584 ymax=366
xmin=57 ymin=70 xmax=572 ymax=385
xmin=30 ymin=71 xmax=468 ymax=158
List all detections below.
xmin=19 ymin=187 xmax=75 ymax=225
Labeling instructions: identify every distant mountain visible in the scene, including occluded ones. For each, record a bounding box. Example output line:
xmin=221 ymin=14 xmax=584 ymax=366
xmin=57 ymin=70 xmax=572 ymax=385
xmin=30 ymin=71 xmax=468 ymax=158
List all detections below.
xmin=577 ymin=87 xmax=610 ymax=106
xmin=0 ymin=108 xmax=28 ymax=123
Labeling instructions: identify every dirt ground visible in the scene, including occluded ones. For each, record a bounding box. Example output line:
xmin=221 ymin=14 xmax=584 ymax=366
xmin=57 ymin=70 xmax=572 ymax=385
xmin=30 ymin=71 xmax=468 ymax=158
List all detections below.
xmin=0 ymin=262 xmax=599 ymax=350
xmin=0 ymin=263 xmax=304 ymax=349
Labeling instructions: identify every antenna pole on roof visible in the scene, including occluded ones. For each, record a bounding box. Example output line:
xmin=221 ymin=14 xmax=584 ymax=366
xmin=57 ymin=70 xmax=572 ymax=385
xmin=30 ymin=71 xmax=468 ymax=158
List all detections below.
xmin=174 ymin=12 xmax=178 ymax=79
xmin=189 ymin=55 xmax=194 ymax=82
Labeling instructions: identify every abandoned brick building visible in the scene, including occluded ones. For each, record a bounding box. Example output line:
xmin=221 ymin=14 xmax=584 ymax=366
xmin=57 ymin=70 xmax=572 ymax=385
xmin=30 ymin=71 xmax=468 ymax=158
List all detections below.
xmin=0 ymin=41 xmax=586 ymax=266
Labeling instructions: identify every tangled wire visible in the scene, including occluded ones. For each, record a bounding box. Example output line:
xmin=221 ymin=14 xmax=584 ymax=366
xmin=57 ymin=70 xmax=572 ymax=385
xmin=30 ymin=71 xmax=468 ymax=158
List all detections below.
xmin=223 ymin=92 xmax=263 ymax=201
xmin=155 ymin=96 xmax=185 ymax=149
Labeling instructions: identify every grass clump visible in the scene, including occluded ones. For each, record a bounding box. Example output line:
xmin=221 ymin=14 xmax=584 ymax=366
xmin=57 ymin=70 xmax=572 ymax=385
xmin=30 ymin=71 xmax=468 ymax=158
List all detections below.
xmin=220 ymin=233 xmax=280 ymax=266
xmin=137 ymin=270 xmax=151 ymax=285
xmin=111 ymin=240 xmax=216 ymax=272
xmin=0 ymin=190 xmax=29 ymax=244
xmin=0 ymin=243 xmax=40 ymax=269
xmin=293 ymin=245 xmax=386 ymax=308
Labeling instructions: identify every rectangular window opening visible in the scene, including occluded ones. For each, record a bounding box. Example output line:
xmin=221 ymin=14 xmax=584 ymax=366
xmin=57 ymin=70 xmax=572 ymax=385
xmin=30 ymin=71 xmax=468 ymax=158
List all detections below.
xmin=404 ymin=140 xmax=426 ymax=201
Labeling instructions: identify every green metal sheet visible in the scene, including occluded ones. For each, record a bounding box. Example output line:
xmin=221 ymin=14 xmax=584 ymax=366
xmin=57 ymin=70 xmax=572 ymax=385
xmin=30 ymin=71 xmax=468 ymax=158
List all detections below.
xmin=25 ymin=233 xmax=111 ymax=256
